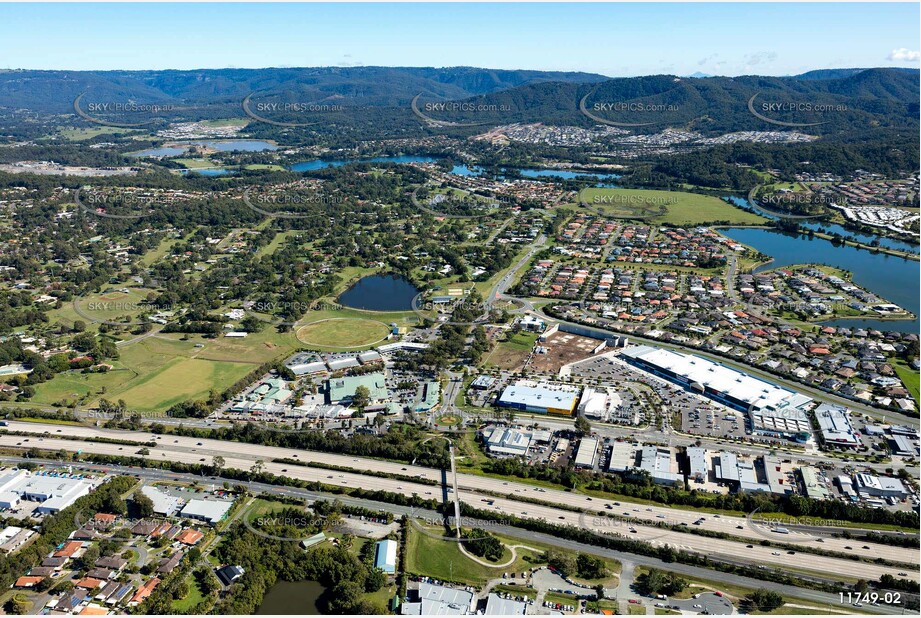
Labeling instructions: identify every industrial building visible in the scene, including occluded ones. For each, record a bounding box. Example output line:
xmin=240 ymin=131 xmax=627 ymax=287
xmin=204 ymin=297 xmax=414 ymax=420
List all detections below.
xmin=0 ymin=469 xmax=95 ymax=514
xmin=496 ymin=383 xmax=580 ymax=416
xmin=713 ymin=452 xmax=790 ymax=494
xmin=889 ymin=434 xmax=918 ymax=457
xmin=814 ymin=404 xmax=860 ymax=448
xmin=762 ymin=456 xmax=793 ymax=495
xmin=481 ymin=427 xmax=532 ymax=458
xmin=179 ymin=499 xmax=234 ymax=525
xmin=686 ymin=447 xmax=708 ymax=483
xmin=799 ymin=467 xmax=831 ymax=501
xmin=140 ymin=486 xmax=185 ymax=517
xmin=620 ymin=346 xmax=813 ymax=438
xmin=374 ymin=539 xmax=397 ymax=574
xmin=285 ymin=352 xmax=327 ymax=376
xmin=854 ymin=474 xmax=910 ymax=499
xmin=637 ymin=445 xmax=682 ymax=485
xmin=402 ymin=582 xmax=476 ymax=615
xmin=484 ymin=593 xmax=527 ymax=615
xmin=573 ymin=437 xmax=598 ymax=469
xmin=327 ymin=373 xmax=388 ymax=405
xmin=607 ymin=442 xmax=638 ymax=473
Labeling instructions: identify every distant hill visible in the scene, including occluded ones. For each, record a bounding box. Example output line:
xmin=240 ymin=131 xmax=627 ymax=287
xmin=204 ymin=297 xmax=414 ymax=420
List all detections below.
xmin=432 ymin=68 xmax=919 ymax=134
xmin=0 ymin=66 xmax=607 ymax=113
xmin=794 ymin=67 xmax=918 ymax=80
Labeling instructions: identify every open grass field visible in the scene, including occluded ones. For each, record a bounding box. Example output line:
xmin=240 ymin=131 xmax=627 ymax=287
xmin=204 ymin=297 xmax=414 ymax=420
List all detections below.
xmin=171 ymin=572 xmax=208 ymax=612
xmin=47 ymin=287 xmax=157 ymax=330
xmin=30 ymin=334 xmax=261 ymax=411
xmin=174 ymin=157 xmax=217 ymax=169
xmin=577 ymin=188 xmax=767 ymax=226
xmin=56 ymin=126 xmax=143 ymax=141
xmin=404 ymin=525 xmax=542 ymax=586
xmin=892 ymin=358 xmax=920 ymax=402
xmin=104 ymin=356 xmax=253 ymax=411
xmin=482 ymin=331 xmax=537 ymax=370
xmin=245 ymin=164 xmax=287 ymax=171
xmin=296 ymin=318 xmax=391 ymax=349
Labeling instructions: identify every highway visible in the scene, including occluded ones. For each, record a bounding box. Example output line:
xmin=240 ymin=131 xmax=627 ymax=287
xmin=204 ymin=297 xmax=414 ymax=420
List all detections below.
xmin=2 ymin=421 xmax=917 ymax=583
xmin=3 ymin=455 xmax=907 ymax=616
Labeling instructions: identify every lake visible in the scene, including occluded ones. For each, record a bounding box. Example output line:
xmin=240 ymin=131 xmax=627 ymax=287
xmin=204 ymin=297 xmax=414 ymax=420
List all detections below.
xmin=179 ymin=168 xmax=235 ymax=176
xmin=290 ymin=155 xmax=437 ymax=172
xmin=451 ymin=164 xmax=620 ymax=185
xmin=338 ymin=274 xmax=420 ymax=311
xmin=256 ymin=580 xmax=323 ymax=615
xmin=721 ymin=226 xmax=919 ymax=333
xmin=726 ymin=195 xmax=919 ymax=255
xmin=289 ymin=156 xmax=620 ymax=185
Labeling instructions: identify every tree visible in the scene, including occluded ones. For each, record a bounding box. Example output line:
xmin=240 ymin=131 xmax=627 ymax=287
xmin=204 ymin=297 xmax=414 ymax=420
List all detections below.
xmin=326 ymin=580 xmax=364 ymax=613
xmin=576 ymin=553 xmax=608 ymax=580
xmin=77 ymin=545 xmax=100 ymax=571
xmin=747 ymin=589 xmax=784 ymax=612
xmin=365 ymin=567 xmax=388 ymax=593
xmin=212 ymin=455 xmax=225 ymax=474
xmin=352 ymin=385 xmax=371 ymax=415
xmin=544 ymin=550 xmax=577 ymax=578
xmin=133 ymin=490 xmax=154 ymax=519
xmin=574 ymin=416 xmax=592 ymax=436
xmin=465 ymin=528 xmax=503 ymax=562
xmin=635 ymin=568 xmax=687 ymax=597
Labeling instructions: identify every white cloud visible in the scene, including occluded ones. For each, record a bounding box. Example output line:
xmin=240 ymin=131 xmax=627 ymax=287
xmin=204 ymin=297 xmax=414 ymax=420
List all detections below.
xmin=888 ymin=48 xmax=920 ymax=62
xmin=744 ymin=52 xmax=778 ymax=67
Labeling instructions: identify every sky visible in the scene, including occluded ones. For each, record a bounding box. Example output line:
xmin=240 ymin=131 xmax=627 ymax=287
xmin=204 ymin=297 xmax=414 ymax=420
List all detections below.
xmin=0 ymin=2 xmax=918 ymax=76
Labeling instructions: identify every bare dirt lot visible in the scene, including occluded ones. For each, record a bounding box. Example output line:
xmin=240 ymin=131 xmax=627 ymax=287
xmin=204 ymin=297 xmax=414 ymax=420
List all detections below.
xmin=526 ymin=331 xmax=604 ymax=374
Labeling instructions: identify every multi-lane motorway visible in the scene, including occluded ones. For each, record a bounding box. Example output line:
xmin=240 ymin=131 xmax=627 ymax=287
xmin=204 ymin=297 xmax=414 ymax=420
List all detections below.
xmin=1 ymin=420 xmax=916 ymax=584
xmin=3 ymin=455 xmax=908 ymax=616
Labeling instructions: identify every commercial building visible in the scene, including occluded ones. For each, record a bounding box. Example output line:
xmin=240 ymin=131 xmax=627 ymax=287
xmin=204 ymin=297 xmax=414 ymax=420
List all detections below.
xmin=415 ymin=381 xmax=441 ymax=412
xmin=814 ymin=404 xmax=860 ymax=448
xmin=578 ymin=388 xmax=608 ymax=419
xmin=470 ymin=375 xmax=496 ymax=390
xmin=327 ymin=372 xmax=388 ymax=405
xmin=496 ymin=383 xmax=580 ymax=416
xmin=481 ymin=427 xmax=532 ymax=458
xmin=179 ymin=499 xmax=233 ymax=525
xmin=573 ymin=437 xmax=598 ymax=469
xmin=374 ymin=539 xmax=397 ymax=574
xmin=620 ymin=346 xmax=813 ymax=437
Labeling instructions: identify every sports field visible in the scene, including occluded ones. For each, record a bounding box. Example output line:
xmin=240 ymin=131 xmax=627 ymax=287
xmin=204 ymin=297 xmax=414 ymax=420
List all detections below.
xmin=296 ymin=318 xmax=390 ymax=348
xmin=577 ymin=188 xmax=767 ymax=225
